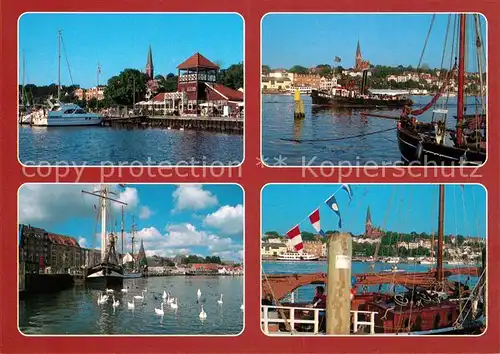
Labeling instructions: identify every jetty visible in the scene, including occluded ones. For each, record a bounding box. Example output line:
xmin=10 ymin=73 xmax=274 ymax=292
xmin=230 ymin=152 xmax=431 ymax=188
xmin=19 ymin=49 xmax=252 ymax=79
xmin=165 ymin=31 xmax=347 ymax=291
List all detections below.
xmin=102 ymin=115 xmax=243 ymax=134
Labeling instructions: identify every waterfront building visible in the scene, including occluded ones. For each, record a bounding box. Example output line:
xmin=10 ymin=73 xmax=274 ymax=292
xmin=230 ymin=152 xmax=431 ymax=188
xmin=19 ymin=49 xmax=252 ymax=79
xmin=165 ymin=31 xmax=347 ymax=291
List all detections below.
xmin=74 ymin=86 xmax=106 ymax=101
xmin=261 ymin=76 xmax=292 ymax=91
xmin=269 ymin=69 xmax=291 ymax=79
xmin=189 ymin=263 xmax=219 ymax=273
xmin=47 ymin=233 xmax=82 ymax=272
xmin=319 ymin=76 xmax=338 ymax=91
xmin=81 ymin=248 xmax=101 ymax=268
xmin=18 ymin=225 xmax=50 ymax=271
xmin=262 ymin=242 xmax=288 ymax=257
xmin=289 ymin=73 xmax=321 ymax=89
xmin=303 ymin=240 xmax=323 ymax=258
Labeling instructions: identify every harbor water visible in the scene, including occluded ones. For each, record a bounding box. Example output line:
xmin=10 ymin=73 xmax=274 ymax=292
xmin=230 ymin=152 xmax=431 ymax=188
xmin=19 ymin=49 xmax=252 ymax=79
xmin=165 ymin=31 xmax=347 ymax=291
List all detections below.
xmin=262 ymin=94 xmax=483 ymax=166
xmin=19 ymin=126 xmax=243 ymax=166
xmin=19 ymin=276 xmax=243 ymax=335
xmin=262 ymin=260 xmax=478 ymax=301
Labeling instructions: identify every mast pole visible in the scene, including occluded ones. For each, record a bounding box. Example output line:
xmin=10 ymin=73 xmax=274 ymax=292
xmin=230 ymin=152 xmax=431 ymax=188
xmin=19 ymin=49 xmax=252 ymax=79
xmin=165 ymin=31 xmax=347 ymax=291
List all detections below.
xmin=131 ymin=214 xmax=136 ymax=262
xmin=456 ymin=14 xmax=466 ymax=146
xmin=97 ymin=62 xmax=100 ymax=111
xmin=437 ymin=185 xmax=445 ymax=282
xmin=100 ymin=184 xmax=107 ymax=263
xmin=121 ymin=205 xmax=124 ymax=258
xmin=58 ymin=29 xmax=61 ymax=101
xmin=22 ymin=51 xmax=25 ymax=107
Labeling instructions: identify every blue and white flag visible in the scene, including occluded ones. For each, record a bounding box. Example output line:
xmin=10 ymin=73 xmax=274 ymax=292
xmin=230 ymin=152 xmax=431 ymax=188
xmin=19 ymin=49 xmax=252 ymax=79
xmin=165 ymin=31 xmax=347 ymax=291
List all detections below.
xmin=341 ymin=184 xmax=353 ymax=202
xmin=325 ymin=195 xmax=342 ymax=228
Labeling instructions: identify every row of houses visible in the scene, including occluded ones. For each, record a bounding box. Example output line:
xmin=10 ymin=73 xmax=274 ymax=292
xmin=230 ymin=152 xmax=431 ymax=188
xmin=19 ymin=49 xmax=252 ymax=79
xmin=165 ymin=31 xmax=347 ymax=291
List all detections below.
xmin=147 ymin=263 xmax=243 ymax=275
xmin=261 ymin=238 xmax=327 ymax=258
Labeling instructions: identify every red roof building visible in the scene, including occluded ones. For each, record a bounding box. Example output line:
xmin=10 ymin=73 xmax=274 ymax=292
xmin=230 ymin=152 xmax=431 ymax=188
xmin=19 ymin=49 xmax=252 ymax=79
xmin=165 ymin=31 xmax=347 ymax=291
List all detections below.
xmin=177 ymin=52 xmax=220 ymax=70
xmin=189 ymin=263 xmax=219 ymax=271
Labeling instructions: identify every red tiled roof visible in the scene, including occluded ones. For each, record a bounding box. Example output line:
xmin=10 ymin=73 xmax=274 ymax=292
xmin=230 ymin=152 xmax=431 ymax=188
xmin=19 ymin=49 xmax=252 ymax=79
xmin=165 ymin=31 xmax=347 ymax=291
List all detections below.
xmin=48 ymin=233 xmax=80 ymax=247
xmin=177 ymin=53 xmax=219 ymax=70
xmin=153 ymin=93 xmax=167 ymax=102
xmin=190 ymin=263 xmax=219 ymax=270
xmin=208 ymin=83 xmax=244 ymax=101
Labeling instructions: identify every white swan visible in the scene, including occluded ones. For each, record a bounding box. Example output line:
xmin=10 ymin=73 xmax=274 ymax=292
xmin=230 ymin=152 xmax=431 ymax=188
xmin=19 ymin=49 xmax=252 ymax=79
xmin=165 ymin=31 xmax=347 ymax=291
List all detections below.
xmin=98 ymin=294 xmax=109 ymax=305
xmin=105 ymin=288 xmax=114 ymax=293
xmin=112 ymin=296 xmax=120 ymax=308
xmin=162 ymin=291 xmax=167 ymax=300
xmin=240 ymin=304 xmax=244 ymax=310
xmin=155 ymin=302 xmax=164 ymax=316
xmin=127 ymin=298 xmax=135 ymax=309
xmin=197 ymin=289 xmax=201 ymax=298
xmin=134 ymin=291 xmax=145 ymax=300
xmin=170 ymin=298 xmax=178 ymax=309
xmin=121 ymin=288 xmax=128 ymax=293
xmin=179 ymin=127 xmax=184 ymax=131
xmin=217 ymin=294 xmax=223 ymax=305
xmin=199 ymin=305 xmax=207 ymax=319
xmin=166 ymin=293 xmax=174 ymax=304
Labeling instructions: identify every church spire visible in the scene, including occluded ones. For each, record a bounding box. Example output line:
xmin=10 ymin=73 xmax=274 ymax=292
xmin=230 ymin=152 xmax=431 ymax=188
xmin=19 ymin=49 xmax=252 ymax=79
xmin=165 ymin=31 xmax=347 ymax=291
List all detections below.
xmin=366 ymin=206 xmax=372 ymax=225
xmin=356 ymin=40 xmax=362 ymax=58
xmin=146 ymin=45 xmax=154 ymax=79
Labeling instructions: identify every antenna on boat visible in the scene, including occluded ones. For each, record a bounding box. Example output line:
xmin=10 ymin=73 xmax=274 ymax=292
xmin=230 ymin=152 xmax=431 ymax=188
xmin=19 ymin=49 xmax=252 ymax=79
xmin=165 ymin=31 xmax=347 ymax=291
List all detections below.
xmin=121 ymin=205 xmax=124 ymax=259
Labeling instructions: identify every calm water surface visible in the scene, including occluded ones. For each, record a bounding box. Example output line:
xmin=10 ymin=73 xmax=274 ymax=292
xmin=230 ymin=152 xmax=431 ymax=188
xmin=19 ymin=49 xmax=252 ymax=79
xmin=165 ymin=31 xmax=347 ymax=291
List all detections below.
xmin=262 ymin=94 xmax=482 ymax=166
xmin=19 ymin=126 xmax=243 ymax=165
xmin=19 ymin=276 xmax=243 ymax=335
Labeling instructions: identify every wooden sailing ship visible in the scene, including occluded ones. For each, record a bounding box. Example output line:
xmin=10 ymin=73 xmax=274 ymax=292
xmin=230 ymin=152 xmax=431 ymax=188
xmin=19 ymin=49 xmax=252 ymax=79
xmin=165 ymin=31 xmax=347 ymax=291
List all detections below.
xmin=262 ymin=185 xmax=486 ymax=335
xmin=396 ymin=14 xmax=486 ymax=166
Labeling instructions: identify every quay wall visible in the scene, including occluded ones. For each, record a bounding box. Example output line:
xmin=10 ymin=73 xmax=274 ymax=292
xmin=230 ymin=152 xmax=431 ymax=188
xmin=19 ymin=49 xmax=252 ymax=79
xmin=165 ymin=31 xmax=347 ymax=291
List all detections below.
xmin=22 ymin=274 xmax=74 ymax=294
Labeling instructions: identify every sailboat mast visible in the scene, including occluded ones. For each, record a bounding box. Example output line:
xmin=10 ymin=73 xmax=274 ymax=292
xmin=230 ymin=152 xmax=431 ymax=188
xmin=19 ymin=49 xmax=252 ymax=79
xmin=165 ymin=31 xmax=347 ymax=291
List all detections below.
xmin=121 ymin=205 xmax=124 ymax=257
xmin=437 ymin=185 xmax=445 ymax=282
xmin=96 ymin=62 xmax=100 ymax=111
xmin=22 ymin=51 xmax=26 ymax=107
xmin=57 ymin=29 xmax=61 ymax=101
xmin=100 ymin=185 xmax=107 ymax=263
xmin=456 ymin=14 xmax=466 ymax=146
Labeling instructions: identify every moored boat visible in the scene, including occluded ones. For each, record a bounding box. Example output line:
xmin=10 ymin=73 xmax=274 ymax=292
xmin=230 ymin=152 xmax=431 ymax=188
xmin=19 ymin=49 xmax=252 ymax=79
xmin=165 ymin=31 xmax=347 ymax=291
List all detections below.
xmin=276 ymin=252 xmax=319 ymax=261
xmin=311 ymin=88 xmax=413 ymax=108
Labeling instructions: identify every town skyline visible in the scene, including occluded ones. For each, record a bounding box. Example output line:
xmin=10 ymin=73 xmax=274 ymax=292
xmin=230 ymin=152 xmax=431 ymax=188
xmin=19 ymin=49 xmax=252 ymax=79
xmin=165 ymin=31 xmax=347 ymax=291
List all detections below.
xmin=262 ymin=184 xmax=487 ymax=238
xmin=262 ymin=14 xmax=487 ymax=72
xmin=18 ymin=13 xmax=244 ymax=87
xmin=19 ymin=184 xmax=244 ymax=261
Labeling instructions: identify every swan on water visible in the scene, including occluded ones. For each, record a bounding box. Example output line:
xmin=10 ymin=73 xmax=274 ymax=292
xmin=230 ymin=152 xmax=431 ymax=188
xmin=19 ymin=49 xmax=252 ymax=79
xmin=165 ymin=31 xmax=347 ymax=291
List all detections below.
xmin=170 ymin=298 xmax=178 ymax=309
xmin=162 ymin=291 xmax=167 ymax=300
xmin=217 ymin=294 xmax=223 ymax=305
xmin=197 ymin=289 xmax=201 ymax=298
xmin=98 ymin=294 xmax=109 ymax=304
xmin=127 ymin=298 xmax=135 ymax=309
xmin=121 ymin=288 xmax=128 ymax=293
xmin=155 ymin=302 xmax=164 ymax=315
xmin=166 ymin=293 xmax=174 ymax=304
xmin=240 ymin=304 xmax=244 ymax=310
xmin=112 ymin=296 xmax=120 ymax=308
xmin=105 ymin=288 xmax=114 ymax=293
xmin=199 ymin=305 xmax=207 ymax=319
xmin=134 ymin=291 xmax=145 ymax=300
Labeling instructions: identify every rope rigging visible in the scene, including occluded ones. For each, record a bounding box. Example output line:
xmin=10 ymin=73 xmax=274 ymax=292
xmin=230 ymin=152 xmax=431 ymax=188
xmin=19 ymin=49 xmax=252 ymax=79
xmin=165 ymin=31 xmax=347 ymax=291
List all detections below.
xmin=280 ymin=126 xmax=396 ymax=143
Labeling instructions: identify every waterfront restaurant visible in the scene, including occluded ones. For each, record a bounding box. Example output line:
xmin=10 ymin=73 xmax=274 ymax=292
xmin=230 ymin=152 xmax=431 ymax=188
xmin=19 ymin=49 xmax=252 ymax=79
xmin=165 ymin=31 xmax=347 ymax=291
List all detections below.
xmin=149 ymin=52 xmax=244 ymax=117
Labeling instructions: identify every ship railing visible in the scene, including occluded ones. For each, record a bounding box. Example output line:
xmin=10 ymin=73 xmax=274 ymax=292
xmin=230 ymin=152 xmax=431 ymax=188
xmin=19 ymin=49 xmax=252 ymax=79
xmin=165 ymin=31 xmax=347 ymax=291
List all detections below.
xmin=261 ymin=305 xmax=377 ymax=335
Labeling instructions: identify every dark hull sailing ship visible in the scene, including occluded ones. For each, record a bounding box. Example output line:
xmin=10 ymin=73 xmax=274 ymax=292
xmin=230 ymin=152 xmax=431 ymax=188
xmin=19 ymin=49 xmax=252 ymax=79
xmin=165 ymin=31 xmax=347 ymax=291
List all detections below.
xmin=311 ymin=89 xmax=413 ymax=109
xmin=83 ymin=185 xmax=127 ymax=288
xmin=394 ymin=14 xmax=486 ymax=166
xmin=262 ymin=185 xmax=486 ymax=335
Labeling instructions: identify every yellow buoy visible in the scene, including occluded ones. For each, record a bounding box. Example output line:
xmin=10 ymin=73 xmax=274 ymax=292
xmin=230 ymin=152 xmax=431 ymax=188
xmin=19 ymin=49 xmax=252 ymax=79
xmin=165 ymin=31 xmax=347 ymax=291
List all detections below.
xmin=294 ymin=89 xmax=305 ymax=119
xmin=294 ymin=89 xmax=301 ymax=101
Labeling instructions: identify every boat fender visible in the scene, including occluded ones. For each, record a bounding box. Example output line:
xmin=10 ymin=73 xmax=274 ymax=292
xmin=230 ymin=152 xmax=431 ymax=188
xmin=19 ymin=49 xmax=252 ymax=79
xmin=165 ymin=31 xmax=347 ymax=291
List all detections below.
xmin=416 ymin=141 xmax=424 ymax=161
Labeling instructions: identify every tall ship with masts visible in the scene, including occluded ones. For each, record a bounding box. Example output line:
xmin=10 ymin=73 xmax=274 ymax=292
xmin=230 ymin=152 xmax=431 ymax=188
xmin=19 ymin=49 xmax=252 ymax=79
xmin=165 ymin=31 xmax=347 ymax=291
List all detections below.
xmin=83 ymin=185 xmax=126 ymax=288
xmin=23 ymin=30 xmax=103 ymax=127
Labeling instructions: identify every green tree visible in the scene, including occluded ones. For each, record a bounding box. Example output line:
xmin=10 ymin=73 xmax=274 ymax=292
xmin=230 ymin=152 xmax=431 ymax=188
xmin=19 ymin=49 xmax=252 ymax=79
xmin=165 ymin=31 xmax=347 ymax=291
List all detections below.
xmin=289 ymin=65 xmax=309 ymax=74
xmin=262 ymin=65 xmax=271 ymax=75
xmin=103 ymin=68 xmax=148 ymax=106
xmin=217 ymin=63 xmax=244 ymax=90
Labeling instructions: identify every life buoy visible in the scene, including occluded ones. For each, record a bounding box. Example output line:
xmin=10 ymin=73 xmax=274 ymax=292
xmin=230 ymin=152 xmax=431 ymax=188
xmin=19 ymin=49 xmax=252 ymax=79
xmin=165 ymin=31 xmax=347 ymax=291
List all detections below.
xmin=350 ymin=287 xmax=357 ymax=300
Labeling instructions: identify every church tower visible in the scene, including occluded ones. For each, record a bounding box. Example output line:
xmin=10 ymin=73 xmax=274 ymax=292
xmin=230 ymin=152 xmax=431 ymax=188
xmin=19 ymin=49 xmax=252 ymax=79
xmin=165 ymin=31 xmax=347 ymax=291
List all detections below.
xmin=365 ymin=206 xmax=373 ymax=235
xmin=355 ymin=40 xmax=362 ymax=71
xmin=137 ymin=239 xmax=148 ymax=268
xmin=145 ymin=45 xmax=154 ymax=80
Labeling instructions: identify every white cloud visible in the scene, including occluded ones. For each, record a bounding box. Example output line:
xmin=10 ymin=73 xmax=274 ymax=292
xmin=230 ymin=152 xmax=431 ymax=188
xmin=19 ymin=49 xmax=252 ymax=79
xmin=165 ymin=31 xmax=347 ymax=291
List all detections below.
xmin=204 ymin=204 xmax=243 ymax=235
xmin=172 ymin=185 xmax=218 ymax=212
xmin=18 ymin=184 xmax=140 ymax=226
xmin=139 ymin=206 xmax=153 ymax=220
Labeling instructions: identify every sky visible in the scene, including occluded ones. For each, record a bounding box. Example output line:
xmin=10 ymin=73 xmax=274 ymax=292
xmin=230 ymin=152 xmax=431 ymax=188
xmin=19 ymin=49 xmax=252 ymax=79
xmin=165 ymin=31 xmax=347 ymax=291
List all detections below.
xmin=19 ymin=184 xmax=244 ymax=261
xmin=18 ymin=13 xmax=244 ymax=87
xmin=262 ymin=184 xmax=486 ymax=238
xmin=262 ymin=14 xmax=487 ymax=71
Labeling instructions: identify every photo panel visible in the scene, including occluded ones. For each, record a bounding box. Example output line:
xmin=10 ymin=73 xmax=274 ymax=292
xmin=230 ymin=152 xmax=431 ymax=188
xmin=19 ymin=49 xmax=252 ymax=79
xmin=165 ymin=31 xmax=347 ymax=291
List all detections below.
xmin=261 ymin=183 xmax=486 ymax=335
xmin=18 ymin=183 xmax=244 ymax=335
xmin=261 ymin=13 xmax=487 ymax=167
xmin=18 ymin=13 xmax=244 ymax=167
